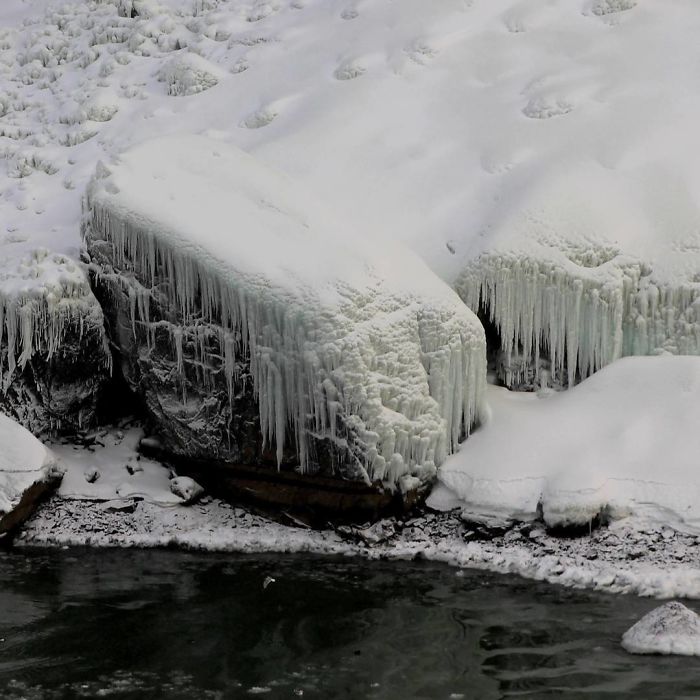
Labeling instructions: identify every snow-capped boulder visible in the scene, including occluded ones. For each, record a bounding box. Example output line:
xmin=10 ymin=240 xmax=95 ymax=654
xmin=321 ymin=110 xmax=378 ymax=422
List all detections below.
xmin=83 ymin=136 xmax=486 ymax=508
xmin=622 ymin=602 xmax=700 ymax=656
xmin=0 ymin=411 xmax=63 ymax=537
xmin=0 ymin=249 xmax=110 ymax=436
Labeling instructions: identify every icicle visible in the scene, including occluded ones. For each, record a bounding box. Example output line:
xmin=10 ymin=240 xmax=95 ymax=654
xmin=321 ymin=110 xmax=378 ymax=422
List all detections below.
xmin=83 ymin=192 xmax=488 ymax=488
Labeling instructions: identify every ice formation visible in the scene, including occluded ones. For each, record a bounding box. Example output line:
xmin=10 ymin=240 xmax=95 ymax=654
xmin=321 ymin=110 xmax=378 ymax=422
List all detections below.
xmin=454 ymin=153 xmax=700 ymax=387
xmin=83 ymin=136 xmax=486 ymax=488
xmin=622 ymin=602 xmax=700 ymax=656
xmin=437 ymin=355 xmax=700 ymax=529
xmin=0 ymin=249 xmax=109 ymax=390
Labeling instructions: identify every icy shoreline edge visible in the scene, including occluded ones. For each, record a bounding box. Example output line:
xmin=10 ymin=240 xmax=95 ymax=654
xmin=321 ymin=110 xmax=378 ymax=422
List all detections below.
xmin=16 ymin=496 xmax=700 ymax=600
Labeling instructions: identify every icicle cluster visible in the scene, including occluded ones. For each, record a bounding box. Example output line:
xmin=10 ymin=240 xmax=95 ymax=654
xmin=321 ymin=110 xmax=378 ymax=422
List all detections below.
xmin=456 ymin=252 xmax=700 ymax=387
xmin=0 ymin=249 xmax=109 ymax=391
xmin=84 ymin=176 xmax=486 ymax=489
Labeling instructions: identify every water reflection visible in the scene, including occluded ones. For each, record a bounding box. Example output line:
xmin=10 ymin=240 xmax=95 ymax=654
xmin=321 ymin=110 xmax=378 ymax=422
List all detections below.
xmin=0 ymin=549 xmax=698 ymax=698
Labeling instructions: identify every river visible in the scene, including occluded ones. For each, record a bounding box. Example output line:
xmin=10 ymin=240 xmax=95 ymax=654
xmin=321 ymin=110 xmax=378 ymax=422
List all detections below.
xmin=0 ymin=548 xmax=697 ymax=699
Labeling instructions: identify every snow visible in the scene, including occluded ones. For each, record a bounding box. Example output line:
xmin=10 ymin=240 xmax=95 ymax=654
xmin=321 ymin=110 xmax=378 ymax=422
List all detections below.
xmin=0 ymin=410 xmax=61 ymax=516
xmin=622 ymin=602 xmax=700 ymax=656
xmin=0 ymin=0 xmax=699 ymax=588
xmin=435 ymin=356 xmax=700 ymax=530
xmin=84 ymin=135 xmax=486 ymax=487
xmin=1 ymin=0 xmax=699 ymax=387
xmin=52 ymin=425 xmax=183 ymax=504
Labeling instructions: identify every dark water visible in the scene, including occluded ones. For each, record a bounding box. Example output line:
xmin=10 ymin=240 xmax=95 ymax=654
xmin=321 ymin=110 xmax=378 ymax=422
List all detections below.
xmin=0 ymin=549 xmax=699 ymax=699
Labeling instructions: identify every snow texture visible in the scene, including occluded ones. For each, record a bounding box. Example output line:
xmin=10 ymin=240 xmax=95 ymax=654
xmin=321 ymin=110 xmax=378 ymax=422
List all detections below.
xmin=437 ymin=356 xmax=700 ymax=530
xmin=0 ymin=410 xmax=61 ymax=516
xmin=622 ymin=602 xmax=700 ymax=656
xmin=83 ymin=136 xmax=486 ymax=487
xmin=2 ymin=0 xmax=700 ymax=392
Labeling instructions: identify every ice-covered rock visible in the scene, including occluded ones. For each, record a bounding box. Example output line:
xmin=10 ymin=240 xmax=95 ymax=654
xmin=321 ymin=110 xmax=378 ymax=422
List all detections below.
xmin=0 ymin=249 xmax=110 ymax=435
xmin=83 ymin=136 xmax=486 ymax=499
xmin=622 ymin=602 xmax=700 ymax=656
xmin=0 ymin=410 xmax=63 ymax=537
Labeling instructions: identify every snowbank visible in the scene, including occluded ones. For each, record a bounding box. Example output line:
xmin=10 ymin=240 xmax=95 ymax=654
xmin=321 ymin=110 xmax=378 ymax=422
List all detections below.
xmin=436 ymin=356 xmax=700 ymax=529
xmin=83 ymin=136 xmax=486 ymax=488
xmin=0 ymin=410 xmax=62 ymax=528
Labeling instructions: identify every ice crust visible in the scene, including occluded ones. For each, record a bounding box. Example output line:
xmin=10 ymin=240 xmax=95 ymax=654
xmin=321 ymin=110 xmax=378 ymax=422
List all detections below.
xmin=83 ymin=136 xmax=486 ymax=487
xmin=622 ymin=602 xmax=700 ymax=656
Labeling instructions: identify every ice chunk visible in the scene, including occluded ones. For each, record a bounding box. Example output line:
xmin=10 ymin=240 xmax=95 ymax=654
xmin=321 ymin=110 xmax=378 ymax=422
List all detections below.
xmin=622 ymin=602 xmax=700 ymax=656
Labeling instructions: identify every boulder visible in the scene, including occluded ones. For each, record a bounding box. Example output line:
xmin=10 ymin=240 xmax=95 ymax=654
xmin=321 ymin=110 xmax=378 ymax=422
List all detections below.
xmin=622 ymin=602 xmax=700 ymax=656
xmin=0 ymin=411 xmax=63 ymax=539
xmin=83 ymin=136 xmax=486 ymax=516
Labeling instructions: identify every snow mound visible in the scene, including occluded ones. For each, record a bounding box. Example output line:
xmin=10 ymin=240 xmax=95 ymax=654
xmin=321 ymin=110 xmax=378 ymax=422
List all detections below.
xmin=83 ymin=135 xmax=486 ymax=488
xmin=622 ymin=602 xmax=700 ymax=656
xmin=157 ymin=52 xmax=224 ymax=96
xmin=0 ymin=410 xmax=61 ymax=516
xmin=438 ymin=356 xmax=700 ymax=529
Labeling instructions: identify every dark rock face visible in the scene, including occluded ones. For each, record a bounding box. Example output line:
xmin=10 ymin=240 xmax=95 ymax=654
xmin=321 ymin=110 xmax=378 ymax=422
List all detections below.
xmin=0 ymin=314 xmax=110 ymax=437
xmin=85 ymin=237 xmax=398 ymax=517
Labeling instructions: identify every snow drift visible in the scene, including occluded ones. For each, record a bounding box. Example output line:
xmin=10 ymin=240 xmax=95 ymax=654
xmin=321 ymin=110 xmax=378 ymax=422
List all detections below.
xmin=83 ymin=136 xmax=486 ymax=490
xmin=436 ymin=356 xmax=700 ymax=529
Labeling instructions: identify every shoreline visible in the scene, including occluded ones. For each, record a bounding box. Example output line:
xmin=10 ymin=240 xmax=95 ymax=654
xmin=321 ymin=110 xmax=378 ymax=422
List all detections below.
xmin=15 ymin=495 xmax=700 ymax=600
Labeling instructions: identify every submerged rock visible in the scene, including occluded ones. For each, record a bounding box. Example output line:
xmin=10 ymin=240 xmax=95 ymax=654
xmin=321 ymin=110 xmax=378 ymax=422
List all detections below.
xmin=622 ymin=602 xmax=700 ymax=656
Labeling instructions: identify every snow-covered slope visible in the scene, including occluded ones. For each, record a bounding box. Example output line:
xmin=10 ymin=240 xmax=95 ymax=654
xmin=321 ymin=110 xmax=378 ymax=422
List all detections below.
xmin=84 ymin=136 xmax=486 ymax=487
xmin=2 ymin=1 xmax=700 ymax=368
xmin=0 ymin=410 xmax=61 ymax=519
xmin=434 ymin=356 xmax=700 ymax=529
